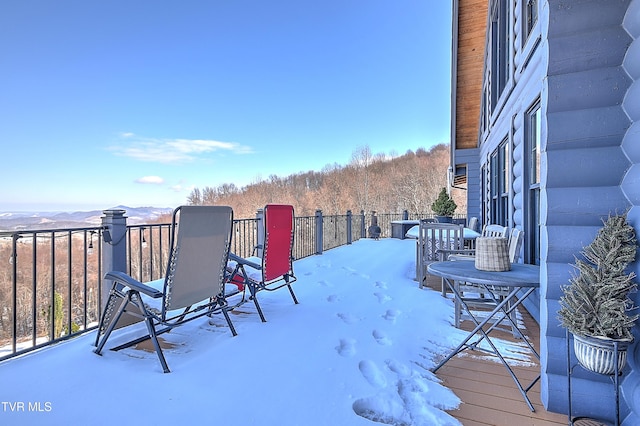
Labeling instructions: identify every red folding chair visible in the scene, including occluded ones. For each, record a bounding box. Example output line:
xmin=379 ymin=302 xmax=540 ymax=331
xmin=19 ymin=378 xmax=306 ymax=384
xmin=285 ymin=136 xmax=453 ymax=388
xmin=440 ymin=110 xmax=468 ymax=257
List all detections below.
xmin=227 ymin=204 xmax=299 ymax=321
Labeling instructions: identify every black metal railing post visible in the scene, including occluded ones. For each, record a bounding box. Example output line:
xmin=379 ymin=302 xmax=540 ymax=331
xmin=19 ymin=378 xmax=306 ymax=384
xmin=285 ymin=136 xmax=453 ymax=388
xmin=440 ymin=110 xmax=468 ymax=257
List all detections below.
xmin=315 ymin=210 xmax=323 ymax=255
xmin=100 ymin=209 xmax=128 ymax=309
xmin=256 ymin=208 xmax=265 ymax=258
xmin=346 ymin=210 xmax=353 ymax=244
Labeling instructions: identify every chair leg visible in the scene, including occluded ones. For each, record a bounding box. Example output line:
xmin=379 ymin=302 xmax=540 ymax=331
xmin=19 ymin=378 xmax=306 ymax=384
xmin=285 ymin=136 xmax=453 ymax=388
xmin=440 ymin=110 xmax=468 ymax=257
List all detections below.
xmin=94 ymin=295 xmax=113 ymax=347
xmin=141 ymin=315 xmax=170 ymax=373
xmin=454 ymin=281 xmax=461 ymax=328
xmin=508 ymin=299 xmax=518 ymax=338
xmin=247 ymin=285 xmax=266 ymax=322
xmin=221 ymin=307 xmax=238 ymax=337
xmin=285 ymin=275 xmax=299 ymax=304
xmin=207 ymin=295 xmax=239 ymax=337
xmin=252 ymin=296 xmax=266 ymax=322
xmin=287 ymin=285 xmax=299 ymax=304
xmin=94 ymin=292 xmax=129 ymax=354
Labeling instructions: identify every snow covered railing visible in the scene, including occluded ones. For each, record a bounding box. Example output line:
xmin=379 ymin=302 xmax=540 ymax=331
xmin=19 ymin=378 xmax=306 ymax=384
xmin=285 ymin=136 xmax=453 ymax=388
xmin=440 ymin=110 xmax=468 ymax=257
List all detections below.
xmin=0 ymin=207 xmax=464 ymax=363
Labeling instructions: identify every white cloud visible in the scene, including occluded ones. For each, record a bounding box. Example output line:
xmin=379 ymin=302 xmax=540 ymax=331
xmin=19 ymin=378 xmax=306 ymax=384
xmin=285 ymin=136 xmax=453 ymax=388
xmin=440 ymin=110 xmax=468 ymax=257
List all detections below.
xmin=136 ymin=176 xmax=164 ymax=184
xmin=170 ymin=183 xmax=185 ymax=192
xmin=110 ymin=134 xmax=254 ymax=164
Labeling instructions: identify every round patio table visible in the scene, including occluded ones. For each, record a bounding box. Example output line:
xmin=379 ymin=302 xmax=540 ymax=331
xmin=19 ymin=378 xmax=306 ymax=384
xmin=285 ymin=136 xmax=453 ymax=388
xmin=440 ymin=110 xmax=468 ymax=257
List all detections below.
xmin=427 ymin=260 xmax=541 ymax=412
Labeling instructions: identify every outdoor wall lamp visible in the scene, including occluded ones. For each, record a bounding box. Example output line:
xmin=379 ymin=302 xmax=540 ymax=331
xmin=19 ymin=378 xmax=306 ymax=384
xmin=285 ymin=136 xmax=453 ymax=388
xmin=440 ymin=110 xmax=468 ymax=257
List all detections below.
xmin=88 ymin=231 xmax=97 ymax=254
xmin=141 ymin=227 xmax=147 ymax=248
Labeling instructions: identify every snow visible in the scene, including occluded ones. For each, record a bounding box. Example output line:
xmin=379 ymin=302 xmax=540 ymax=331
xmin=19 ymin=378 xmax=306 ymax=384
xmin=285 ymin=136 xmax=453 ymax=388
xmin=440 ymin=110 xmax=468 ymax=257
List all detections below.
xmin=0 ymin=238 xmax=536 ymax=426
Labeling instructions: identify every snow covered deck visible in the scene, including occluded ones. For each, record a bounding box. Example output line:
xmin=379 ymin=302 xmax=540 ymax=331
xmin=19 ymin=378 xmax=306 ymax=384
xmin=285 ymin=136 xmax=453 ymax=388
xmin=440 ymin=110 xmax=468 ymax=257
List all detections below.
xmin=439 ymin=308 xmax=566 ymax=425
xmin=0 ymin=238 xmax=565 ymax=425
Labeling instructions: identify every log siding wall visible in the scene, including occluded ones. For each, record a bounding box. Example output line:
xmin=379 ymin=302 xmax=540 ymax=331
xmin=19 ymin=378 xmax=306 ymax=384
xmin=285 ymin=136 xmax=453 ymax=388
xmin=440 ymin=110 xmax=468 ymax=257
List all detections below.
xmin=620 ymin=1 xmax=640 ymax=423
xmin=453 ymin=0 xmax=638 ymax=421
xmin=543 ymin=1 xmax=633 ymax=419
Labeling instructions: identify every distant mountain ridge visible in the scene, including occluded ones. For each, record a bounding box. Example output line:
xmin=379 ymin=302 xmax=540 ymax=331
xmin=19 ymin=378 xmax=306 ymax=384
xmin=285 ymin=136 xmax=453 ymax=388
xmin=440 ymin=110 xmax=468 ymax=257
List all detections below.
xmin=0 ymin=206 xmax=173 ymax=231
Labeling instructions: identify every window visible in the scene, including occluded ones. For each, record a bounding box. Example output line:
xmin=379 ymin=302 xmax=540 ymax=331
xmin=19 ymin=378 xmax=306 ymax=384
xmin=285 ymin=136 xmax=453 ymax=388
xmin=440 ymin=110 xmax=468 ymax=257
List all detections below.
xmin=481 ymin=164 xmax=488 ymax=226
xmin=525 ymin=101 xmax=541 ymax=265
xmin=489 ymin=139 xmax=510 ymax=226
xmin=481 ymin=0 xmax=513 ymax=127
xmin=489 ymin=0 xmax=511 ymax=110
xmin=523 ymin=0 xmax=538 ymax=41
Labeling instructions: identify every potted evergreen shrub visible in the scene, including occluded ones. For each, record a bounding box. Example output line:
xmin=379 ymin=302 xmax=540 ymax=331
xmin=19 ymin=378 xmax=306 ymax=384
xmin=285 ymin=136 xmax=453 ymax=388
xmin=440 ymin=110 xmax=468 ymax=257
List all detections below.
xmin=431 ymin=187 xmax=457 ymax=223
xmin=558 ymin=213 xmax=638 ymax=375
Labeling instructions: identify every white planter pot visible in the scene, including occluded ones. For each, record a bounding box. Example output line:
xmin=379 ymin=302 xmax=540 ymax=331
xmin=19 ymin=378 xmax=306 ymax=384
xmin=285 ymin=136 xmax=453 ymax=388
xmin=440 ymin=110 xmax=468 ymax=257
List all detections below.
xmin=573 ymin=333 xmax=631 ymax=375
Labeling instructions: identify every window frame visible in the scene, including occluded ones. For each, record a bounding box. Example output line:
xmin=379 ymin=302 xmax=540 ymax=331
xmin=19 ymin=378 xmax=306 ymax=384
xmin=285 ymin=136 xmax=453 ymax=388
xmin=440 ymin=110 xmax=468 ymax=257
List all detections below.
xmin=523 ymin=0 xmax=538 ymax=43
xmin=488 ymin=138 xmax=511 ymax=227
xmin=480 ymin=0 xmax=514 ymax=138
xmin=524 ymin=100 xmax=541 ymax=265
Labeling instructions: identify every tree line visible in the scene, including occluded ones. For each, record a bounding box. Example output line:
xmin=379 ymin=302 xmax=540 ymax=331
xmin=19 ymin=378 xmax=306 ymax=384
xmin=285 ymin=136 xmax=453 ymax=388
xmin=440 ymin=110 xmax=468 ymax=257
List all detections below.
xmin=186 ymin=143 xmax=466 ymax=219
xmin=0 ymin=143 xmax=465 ymax=352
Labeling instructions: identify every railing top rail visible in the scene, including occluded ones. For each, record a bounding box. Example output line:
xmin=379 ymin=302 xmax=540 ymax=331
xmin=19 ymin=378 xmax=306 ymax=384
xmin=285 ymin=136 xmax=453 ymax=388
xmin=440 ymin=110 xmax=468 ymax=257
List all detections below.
xmin=0 ymin=225 xmax=105 ymax=238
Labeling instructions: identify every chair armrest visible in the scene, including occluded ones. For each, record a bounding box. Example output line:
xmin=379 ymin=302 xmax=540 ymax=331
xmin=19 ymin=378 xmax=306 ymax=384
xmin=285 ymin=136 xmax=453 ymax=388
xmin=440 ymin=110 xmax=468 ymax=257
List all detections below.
xmin=104 ymin=271 xmax=163 ymax=299
xmin=229 ymin=253 xmax=262 ymax=270
xmin=436 ymin=248 xmax=476 ymax=257
xmin=448 ymin=254 xmax=476 ymax=261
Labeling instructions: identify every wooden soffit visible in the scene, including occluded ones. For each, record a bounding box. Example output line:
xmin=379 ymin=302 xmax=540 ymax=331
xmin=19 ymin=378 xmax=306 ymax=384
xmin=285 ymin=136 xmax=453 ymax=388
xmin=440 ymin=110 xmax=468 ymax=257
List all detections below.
xmin=454 ymin=0 xmax=488 ymax=151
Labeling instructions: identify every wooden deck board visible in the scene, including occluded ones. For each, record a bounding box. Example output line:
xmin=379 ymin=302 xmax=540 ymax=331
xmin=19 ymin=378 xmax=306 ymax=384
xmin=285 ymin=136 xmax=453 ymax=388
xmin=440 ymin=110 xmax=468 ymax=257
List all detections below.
xmin=435 ymin=306 xmax=568 ymax=425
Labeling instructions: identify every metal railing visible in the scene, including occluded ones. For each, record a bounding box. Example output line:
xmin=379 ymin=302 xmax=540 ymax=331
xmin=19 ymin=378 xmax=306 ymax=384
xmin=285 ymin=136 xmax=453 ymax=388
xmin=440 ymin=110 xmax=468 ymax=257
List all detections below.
xmin=293 ymin=215 xmax=316 ymax=260
xmin=0 ymin=209 xmax=463 ymax=362
xmin=0 ymin=227 xmax=104 ymax=361
xmin=374 ymin=212 xmax=468 ymax=238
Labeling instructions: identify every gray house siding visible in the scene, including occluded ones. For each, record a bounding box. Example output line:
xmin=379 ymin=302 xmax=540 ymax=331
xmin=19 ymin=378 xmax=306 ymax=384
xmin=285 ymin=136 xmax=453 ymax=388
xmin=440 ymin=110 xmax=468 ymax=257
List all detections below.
xmin=455 ymin=148 xmax=481 ymax=223
xmin=463 ymin=0 xmax=639 ymax=421
xmin=541 ymin=0 xmax=633 ymax=420
xmin=475 ymin=0 xmax=549 ymax=321
xmin=621 ymin=1 xmax=640 ymax=424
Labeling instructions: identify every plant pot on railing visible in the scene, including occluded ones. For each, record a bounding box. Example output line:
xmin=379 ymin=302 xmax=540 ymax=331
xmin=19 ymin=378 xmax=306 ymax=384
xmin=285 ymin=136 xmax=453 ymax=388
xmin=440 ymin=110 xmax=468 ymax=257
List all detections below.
xmin=434 ymin=215 xmax=453 ymax=223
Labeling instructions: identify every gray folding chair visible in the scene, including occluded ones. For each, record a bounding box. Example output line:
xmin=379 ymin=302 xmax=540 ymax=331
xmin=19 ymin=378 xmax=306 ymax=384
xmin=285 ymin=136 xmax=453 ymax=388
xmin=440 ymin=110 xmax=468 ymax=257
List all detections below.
xmin=445 ymin=224 xmax=509 ymax=261
xmin=94 ymin=205 xmax=237 ymax=373
xmin=467 ymin=216 xmax=479 ymax=232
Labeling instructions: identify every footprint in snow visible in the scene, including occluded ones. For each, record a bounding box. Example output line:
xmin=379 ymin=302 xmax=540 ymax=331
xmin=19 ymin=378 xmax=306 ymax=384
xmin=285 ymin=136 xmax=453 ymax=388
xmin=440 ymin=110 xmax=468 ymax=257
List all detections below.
xmin=372 ymin=329 xmax=391 ymax=346
xmin=327 ymin=294 xmax=340 ymax=303
xmin=318 ymin=280 xmax=332 ymax=287
xmin=374 ymin=292 xmax=391 ymax=304
xmin=358 ymin=360 xmax=387 ymax=388
xmin=382 ymin=309 xmax=401 ymax=322
xmin=335 ymin=339 xmax=356 ymax=357
xmin=385 ymin=359 xmax=411 ymax=377
xmin=353 ymin=359 xmax=461 ymax=425
xmin=337 ymin=312 xmax=360 ymax=324
xmin=342 ymin=266 xmax=357 ymax=274
xmin=352 ymin=396 xmax=407 ymax=426
xmin=375 ymin=281 xmax=388 ymax=289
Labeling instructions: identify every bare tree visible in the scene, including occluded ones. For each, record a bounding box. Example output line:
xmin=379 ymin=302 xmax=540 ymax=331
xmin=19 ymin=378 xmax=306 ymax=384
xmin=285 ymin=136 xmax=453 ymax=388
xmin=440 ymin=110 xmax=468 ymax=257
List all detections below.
xmin=185 ymin=143 xmax=465 ymax=218
xmin=350 ymin=145 xmax=374 ymax=212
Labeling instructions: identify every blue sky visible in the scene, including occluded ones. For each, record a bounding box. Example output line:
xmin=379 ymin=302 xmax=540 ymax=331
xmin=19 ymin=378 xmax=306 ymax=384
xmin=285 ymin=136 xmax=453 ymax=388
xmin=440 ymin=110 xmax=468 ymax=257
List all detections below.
xmin=1 ymin=1 xmax=453 ymax=212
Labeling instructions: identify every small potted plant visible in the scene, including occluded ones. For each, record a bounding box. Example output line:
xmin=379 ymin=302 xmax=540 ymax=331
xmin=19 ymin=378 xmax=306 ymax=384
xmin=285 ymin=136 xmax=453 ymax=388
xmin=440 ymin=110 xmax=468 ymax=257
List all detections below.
xmin=558 ymin=213 xmax=638 ymax=375
xmin=431 ymin=187 xmax=457 ymax=223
